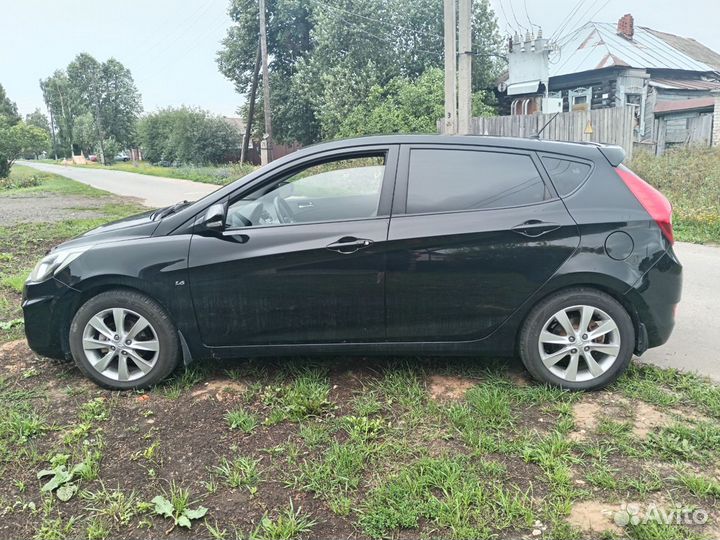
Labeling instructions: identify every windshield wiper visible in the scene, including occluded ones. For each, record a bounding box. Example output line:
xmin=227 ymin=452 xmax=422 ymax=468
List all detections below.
xmin=152 ymin=200 xmax=191 ymax=220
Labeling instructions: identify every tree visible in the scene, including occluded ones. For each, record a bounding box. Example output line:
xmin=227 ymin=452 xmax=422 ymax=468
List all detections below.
xmin=0 ymin=120 xmax=50 ymax=177
xmin=25 ymin=109 xmax=51 ymax=134
xmin=217 ymin=0 xmax=502 ymax=145
xmin=42 ymin=54 xmax=142 ymax=162
xmin=40 ymin=70 xmax=84 ymax=158
xmin=0 ymin=83 xmax=20 ymax=125
xmin=217 ymin=0 xmax=317 ymax=145
xmin=137 ymin=107 xmax=241 ymax=165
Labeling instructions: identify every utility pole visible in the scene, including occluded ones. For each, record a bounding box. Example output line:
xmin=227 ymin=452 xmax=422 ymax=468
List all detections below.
xmin=241 ymin=45 xmax=261 ymax=164
xmin=457 ymin=0 xmax=472 ymax=134
xmin=258 ymin=0 xmax=273 ymax=161
xmin=443 ymin=0 xmax=457 ymax=135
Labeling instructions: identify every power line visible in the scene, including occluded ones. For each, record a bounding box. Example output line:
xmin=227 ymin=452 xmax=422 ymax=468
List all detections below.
xmin=495 ymin=0 xmax=516 ymax=34
xmin=313 ymin=1 xmax=502 ymax=60
xmin=550 ymin=0 xmax=588 ymax=40
xmin=507 ymin=0 xmax=527 ymax=32
xmin=312 ymin=0 xmax=441 ymax=41
xmin=522 ymin=0 xmax=541 ymax=30
xmin=554 ymin=0 xmax=600 ymax=44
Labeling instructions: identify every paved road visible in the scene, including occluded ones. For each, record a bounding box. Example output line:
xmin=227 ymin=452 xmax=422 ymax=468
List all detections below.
xmin=16 ymin=160 xmax=720 ymax=381
xmin=18 ymin=161 xmax=219 ymax=207
xmin=639 ymin=242 xmax=719 ymax=382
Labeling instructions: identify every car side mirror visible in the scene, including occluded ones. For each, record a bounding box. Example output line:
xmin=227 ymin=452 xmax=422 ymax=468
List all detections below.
xmin=203 ymin=203 xmax=226 ymax=230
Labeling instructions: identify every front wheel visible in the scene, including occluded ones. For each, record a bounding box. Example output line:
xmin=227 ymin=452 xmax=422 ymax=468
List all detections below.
xmin=69 ymin=290 xmax=180 ymax=390
xmin=519 ymin=288 xmax=635 ymax=391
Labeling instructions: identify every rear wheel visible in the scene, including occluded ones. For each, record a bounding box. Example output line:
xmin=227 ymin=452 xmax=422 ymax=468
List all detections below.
xmin=69 ymin=290 xmax=180 ymax=390
xmin=519 ymin=288 xmax=635 ymax=390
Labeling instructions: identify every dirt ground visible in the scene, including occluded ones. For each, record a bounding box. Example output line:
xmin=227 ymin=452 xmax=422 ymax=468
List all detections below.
xmin=2 ymin=170 xmax=720 ymax=540
xmin=0 ymin=193 xmax=114 ymax=225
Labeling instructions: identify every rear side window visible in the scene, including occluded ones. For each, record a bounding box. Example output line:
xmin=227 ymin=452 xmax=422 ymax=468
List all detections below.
xmin=542 ymin=157 xmax=591 ymax=196
xmin=406 ymin=149 xmax=547 ymax=214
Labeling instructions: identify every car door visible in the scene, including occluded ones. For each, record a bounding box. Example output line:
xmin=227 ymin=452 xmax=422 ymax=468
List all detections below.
xmin=187 ymin=146 xmax=398 ymax=347
xmin=385 ymin=144 xmax=580 ymax=341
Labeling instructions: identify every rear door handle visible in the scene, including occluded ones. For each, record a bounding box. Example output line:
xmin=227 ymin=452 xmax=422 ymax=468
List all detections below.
xmin=326 ymin=236 xmax=374 ymax=254
xmin=511 ymin=220 xmax=561 ymax=238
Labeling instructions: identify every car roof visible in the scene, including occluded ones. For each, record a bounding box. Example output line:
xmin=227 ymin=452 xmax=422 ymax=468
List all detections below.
xmin=295 ymin=134 xmax=613 ymax=162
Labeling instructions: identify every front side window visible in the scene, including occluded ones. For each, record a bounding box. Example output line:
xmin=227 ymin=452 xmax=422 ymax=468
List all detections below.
xmin=406 ymin=149 xmax=547 ymax=214
xmin=226 ymin=155 xmax=385 ymax=228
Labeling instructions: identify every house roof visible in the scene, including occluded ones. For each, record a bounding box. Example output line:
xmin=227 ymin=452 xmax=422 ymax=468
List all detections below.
xmin=649 ymin=77 xmax=720 ymax=91
xmin=223 ymin=116 xmax=246 ymax=133
xmin=550 ymin=22 xmax=720 ymax=78
xmin=654 ymin=96 xmax=715 ymax=115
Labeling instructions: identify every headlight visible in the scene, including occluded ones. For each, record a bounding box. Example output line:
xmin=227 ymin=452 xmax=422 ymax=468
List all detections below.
xmin=27 ymin=246 xmax=93 ymax=283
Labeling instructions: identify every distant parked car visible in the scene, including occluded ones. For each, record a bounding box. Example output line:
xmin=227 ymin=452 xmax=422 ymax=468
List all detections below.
xmin=88 ymin=154 xmax=98 ymax=162
xmin=22 ymin=135 xmax=681 ymax=391
xmin=114 ymin=153 xmax=130 ymax=162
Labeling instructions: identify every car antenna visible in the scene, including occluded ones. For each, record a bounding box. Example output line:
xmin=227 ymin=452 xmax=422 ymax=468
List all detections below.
xmin=531 ymin=112 xmax=560 ymax=139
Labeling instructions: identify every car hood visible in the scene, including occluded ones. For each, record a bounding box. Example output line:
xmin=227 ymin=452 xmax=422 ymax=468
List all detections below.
xmin=53 ymin=210 xmax=161 ymax=251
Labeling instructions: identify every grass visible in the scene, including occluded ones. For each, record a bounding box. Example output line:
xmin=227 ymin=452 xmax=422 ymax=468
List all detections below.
xmin=630 ymin=147 xmax=720 ymax=244
xmin=225 ymin=407 xmax=259 ymax=433
xmin=1 ymin=165 xmax=109 ymax=197
xmin=0 ymin=166 xmax=146 ymax=342
xmin=2 ymin=162 xmax=720 ymax=538
xmin=213 ymin=455 xmax=260 ymax=491
xmin=46 ymin=160 xmax=258 ymax=186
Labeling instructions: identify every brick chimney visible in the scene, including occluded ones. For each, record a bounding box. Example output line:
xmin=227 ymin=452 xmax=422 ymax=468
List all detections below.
xmin=617 ymin=14 xmax=634 ymax=40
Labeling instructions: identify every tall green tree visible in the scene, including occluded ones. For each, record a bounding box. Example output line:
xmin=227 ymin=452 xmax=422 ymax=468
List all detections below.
xmin=42 ymin=54 xmax=142 ymax=162
xmin=25 ymin=109 xmax=51 ymax=134
xmin=0 ymin=83 xmax=20 ymax=125
xmin=217 ymin=0 xmax=317 ymax=145
xmin=40 ymin=70 xmax=84 ymax=158
xmin=217 ymin=0 xmax=502 ymax=144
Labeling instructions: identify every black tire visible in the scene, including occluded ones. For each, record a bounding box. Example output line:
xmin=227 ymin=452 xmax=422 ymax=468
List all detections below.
xmin=519 ymin=288 xmax=635 ymax=391
xmin=69 ymin=290 xmax=180 ymax=390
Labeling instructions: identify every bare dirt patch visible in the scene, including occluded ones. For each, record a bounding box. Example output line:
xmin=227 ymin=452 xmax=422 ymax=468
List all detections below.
xmin=632 ymin=401 xmax=673 ymax=438
xmin=0 ymin=193 xmax=110 ymax=225
xmin=567 ymin=501 xmax=622 ymax=534
xmin=427 ymin=374 xmax=477 ymax=400
xmin=190 ymin=378 xmax=248 ymax=401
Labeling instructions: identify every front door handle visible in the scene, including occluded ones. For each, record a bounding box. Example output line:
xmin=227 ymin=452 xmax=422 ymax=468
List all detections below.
xmin=326 ymin=236 xmax=374 ymax=254
xmin=511 ymin=220 xmax=561 ymax=238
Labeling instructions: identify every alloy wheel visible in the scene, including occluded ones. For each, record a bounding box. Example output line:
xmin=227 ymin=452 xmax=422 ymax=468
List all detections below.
xmin=81 ymin=307 xmax=160 ymax=382
xmin=537 ymin=304 xmax=621 ymax=383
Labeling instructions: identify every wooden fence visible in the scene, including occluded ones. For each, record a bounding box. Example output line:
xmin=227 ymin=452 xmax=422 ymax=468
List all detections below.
xmin=441 ymin=106 xmax=636 ymax=160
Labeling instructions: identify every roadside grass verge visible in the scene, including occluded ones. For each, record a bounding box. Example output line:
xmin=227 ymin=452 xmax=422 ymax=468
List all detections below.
xmin=1 ymin=165 xmax=108 ymax=198
xmin=44 ymin=160 xmax=258 ymax=186
xmin=630 ymin=147 xmax=720 ymax=244
xmin=0 ymin=166 xmax=145 ymax=342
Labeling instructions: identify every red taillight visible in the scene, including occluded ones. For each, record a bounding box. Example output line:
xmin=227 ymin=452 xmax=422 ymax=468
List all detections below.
xmin=615 ymin=165 xmax=674 ymax=245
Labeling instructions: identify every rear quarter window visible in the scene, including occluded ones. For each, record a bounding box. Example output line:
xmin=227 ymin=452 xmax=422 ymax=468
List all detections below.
xmin=407 ymin=149 xmax=548 ymax=214
xmin=542 ymin=157 xmax=592 ymax=196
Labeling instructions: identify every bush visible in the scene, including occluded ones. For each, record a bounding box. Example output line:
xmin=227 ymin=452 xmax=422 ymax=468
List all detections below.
xmin=137 ymin=107 xmax=241 ymax=165
xmin=0 ymin=172 xmax=42 ymax=190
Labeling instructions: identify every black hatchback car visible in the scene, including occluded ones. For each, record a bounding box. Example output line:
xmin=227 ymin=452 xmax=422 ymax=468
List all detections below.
xmin=22 ymin=135 xmax=681 ymax=391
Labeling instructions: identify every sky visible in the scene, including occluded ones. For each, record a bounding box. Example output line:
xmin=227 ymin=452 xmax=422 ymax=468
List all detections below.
xmin=2 ymin=0 xmax=720 ymax=119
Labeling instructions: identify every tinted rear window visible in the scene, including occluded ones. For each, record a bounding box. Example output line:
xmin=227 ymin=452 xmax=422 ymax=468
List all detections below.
xmin=542 ymin=157 xmax=591 ymax=196
xmin=407 ymin=149 xmax=547 ymax=214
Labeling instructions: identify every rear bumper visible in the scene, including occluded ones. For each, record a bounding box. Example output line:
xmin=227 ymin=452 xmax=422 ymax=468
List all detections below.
xmin=627 ymin=246 xmax=682 ymax=350
xmin=22 ymin=278 xmax=78 ymax=360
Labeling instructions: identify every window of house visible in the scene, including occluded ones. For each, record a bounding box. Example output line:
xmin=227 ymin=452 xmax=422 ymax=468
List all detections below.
xmin=406 ymin=149 xmax=547 ymax=214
